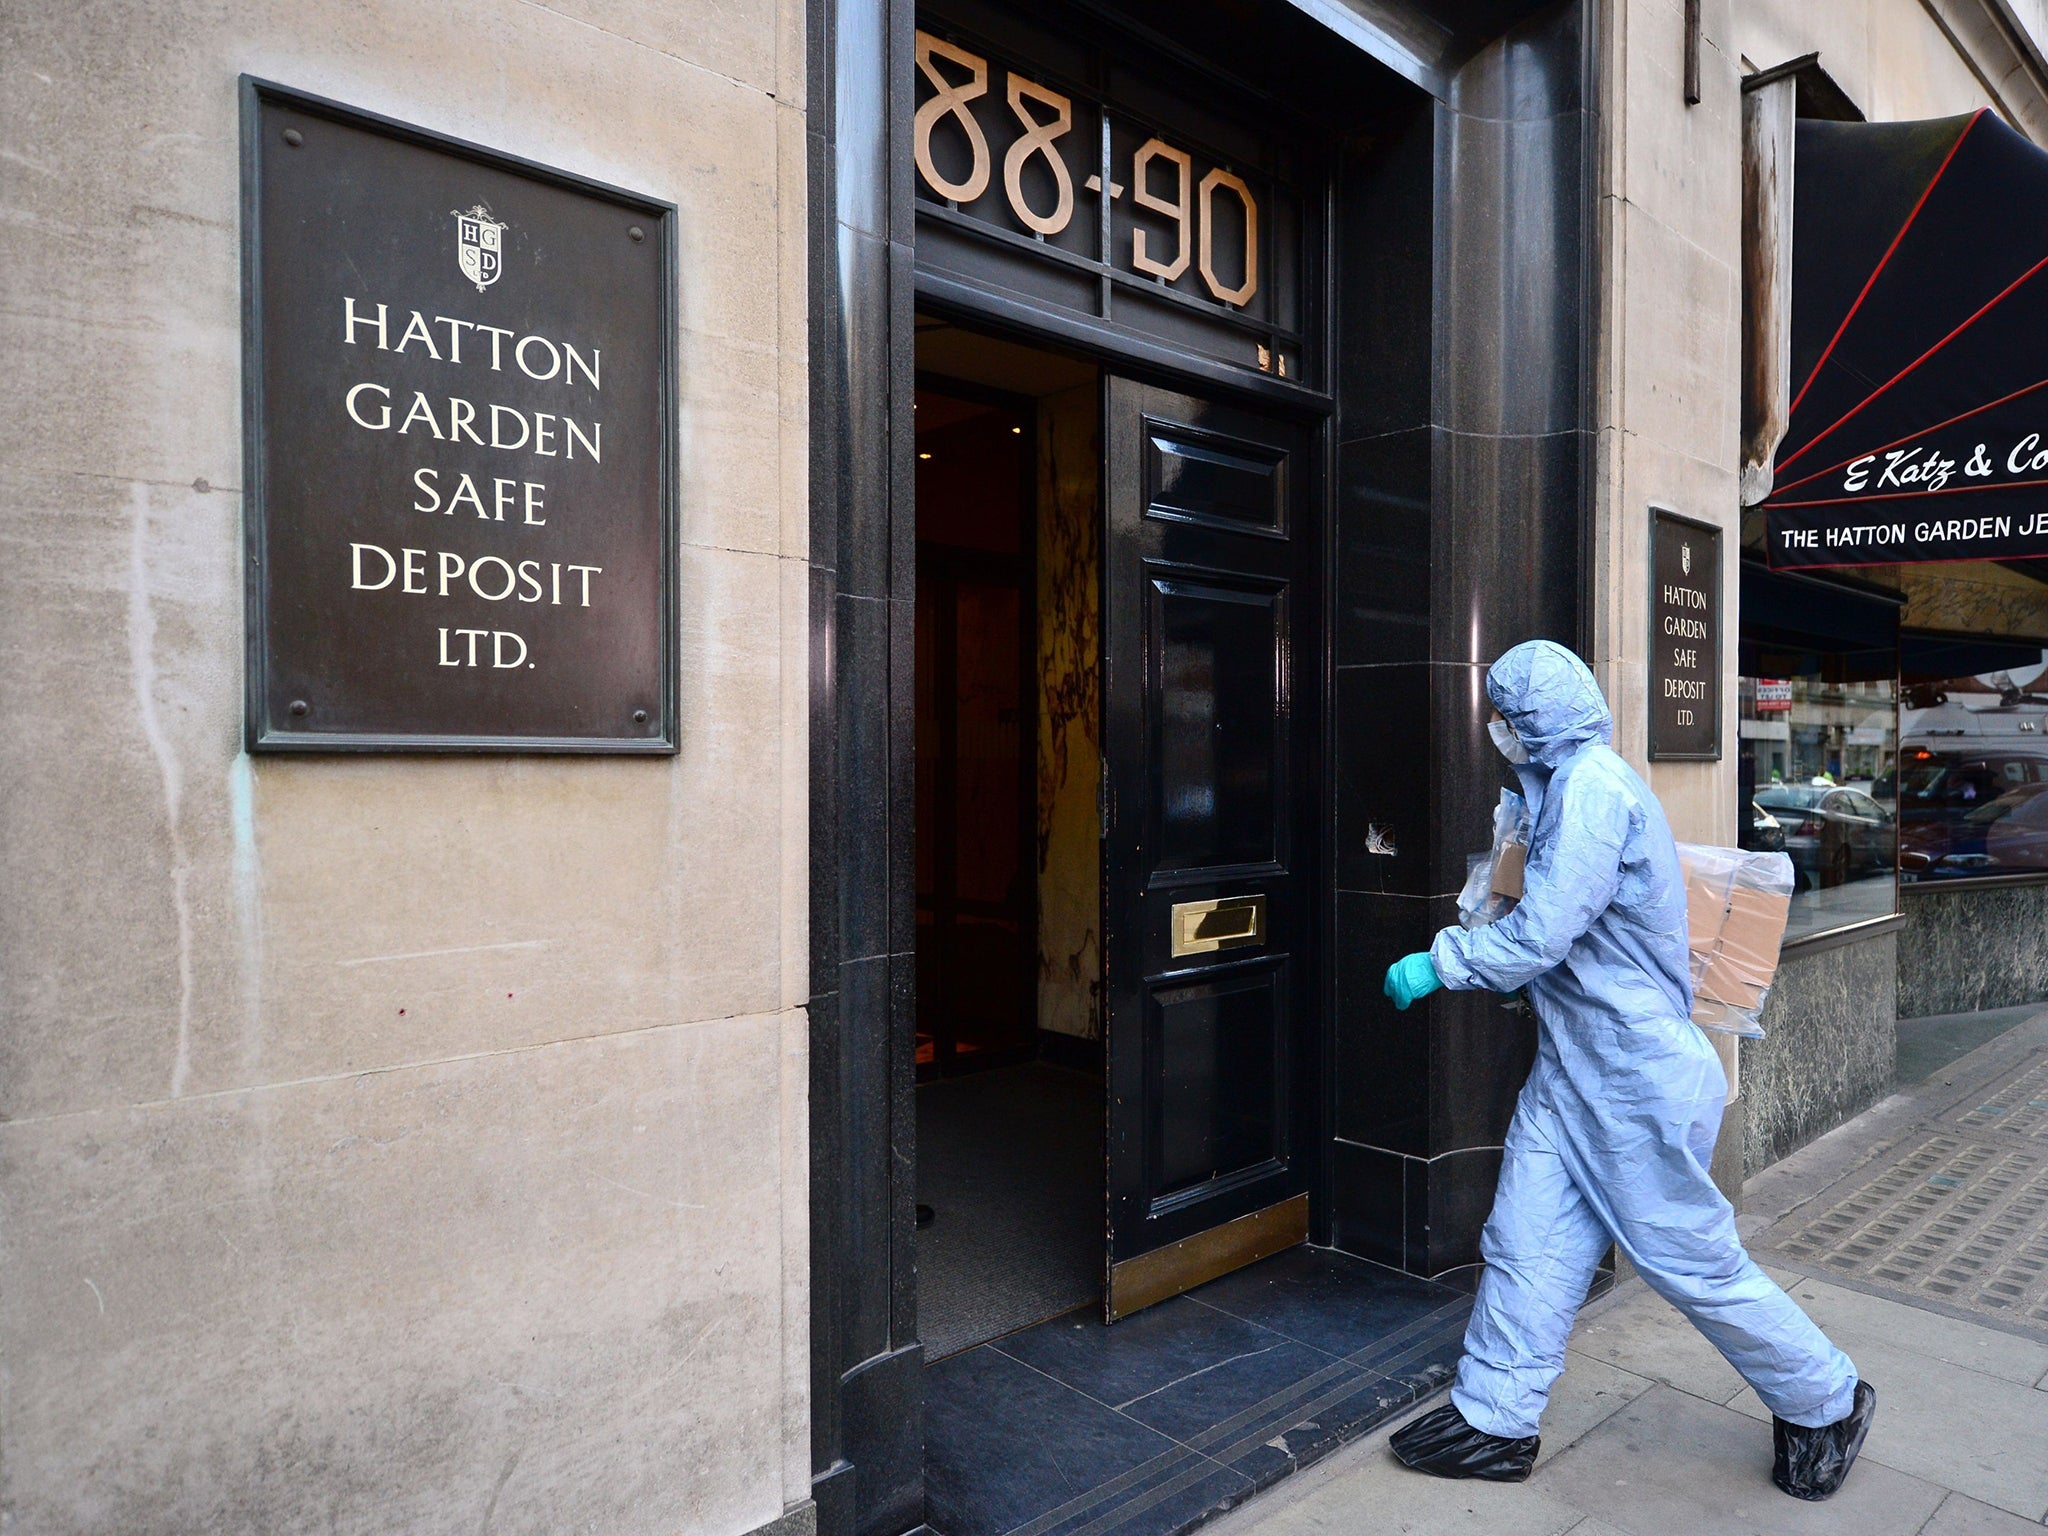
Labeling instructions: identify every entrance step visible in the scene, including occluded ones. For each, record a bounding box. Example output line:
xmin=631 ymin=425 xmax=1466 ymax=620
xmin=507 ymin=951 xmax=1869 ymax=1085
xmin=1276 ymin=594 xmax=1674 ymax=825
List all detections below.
xmin=924 ymin=1246 xmax=1471 ymax=1536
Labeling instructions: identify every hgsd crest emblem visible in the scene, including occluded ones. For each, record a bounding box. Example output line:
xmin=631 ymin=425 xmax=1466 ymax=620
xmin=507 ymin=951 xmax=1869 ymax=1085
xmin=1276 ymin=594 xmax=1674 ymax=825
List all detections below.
xmin=452 ymin=204 xmax=507 ymax=293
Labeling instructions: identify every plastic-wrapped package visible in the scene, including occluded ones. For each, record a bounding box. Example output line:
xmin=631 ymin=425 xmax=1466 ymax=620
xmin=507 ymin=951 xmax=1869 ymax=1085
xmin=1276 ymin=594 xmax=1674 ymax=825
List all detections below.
xmin=1678 ymin=842 xmax=1795 ymax=1038
xmin=1455 ymin=807 xmax=1792 ymax=1035
xmin=1458 ymin=789 xmax=1529 ymax=929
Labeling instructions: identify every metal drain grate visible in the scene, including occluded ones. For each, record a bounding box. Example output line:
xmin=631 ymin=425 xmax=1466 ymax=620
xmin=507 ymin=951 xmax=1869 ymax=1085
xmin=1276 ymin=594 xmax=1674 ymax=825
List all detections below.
xmin=1775 ymin=1132 xmax=2048 ymax=1325
xmin=1951 ymin=1055 xmax=2048 ymax=1143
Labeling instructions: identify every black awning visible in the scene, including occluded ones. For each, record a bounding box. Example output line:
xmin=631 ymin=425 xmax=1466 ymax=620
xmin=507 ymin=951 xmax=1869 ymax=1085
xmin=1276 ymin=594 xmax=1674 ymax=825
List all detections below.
xmin=1902 ymin=632 xmax=2048 ymax=681
xmin=1740 ymin=561 xmax=1901 ymax=681
xmin=1764 ymin=111 xmax=2048 ymax=569
xmin=1741 ymin=560 xmax=1902 ymax=648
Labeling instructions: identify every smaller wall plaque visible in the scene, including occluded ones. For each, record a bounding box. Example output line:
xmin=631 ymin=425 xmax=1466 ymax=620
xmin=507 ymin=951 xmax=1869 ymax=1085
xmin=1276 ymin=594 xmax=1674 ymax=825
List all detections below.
xmin=242 ymin=79 xmax=678 ymax=752
xmin=1648 ymin=507 xmax=1722 ymax=761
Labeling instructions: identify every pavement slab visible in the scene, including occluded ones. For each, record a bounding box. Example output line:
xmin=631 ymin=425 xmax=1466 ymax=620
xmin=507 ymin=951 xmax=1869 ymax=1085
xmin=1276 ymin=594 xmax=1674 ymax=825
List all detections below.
xmin=1753 ymin=1014 xmax=2048 ymax=1336
xmin=1896 ymin=1006 xmax=2047 ymax=1090
xmin=1768 ymin=1131 xmax=2048 ymax=1328
xmin=1195 ymin=1447 xmax=1592 ymax=1536
xmin=1563 ymin=1290 xmax=1751 ymax=1407
xmin=1745 ymin=1015 xmax=2048 ymax=1230
xmin=1917 ymin=1490 xmax=2048 ymax=1536
xmin=1534 ymin=1386 xmax=1947 ymax=1536
xmin=1776 ymin=1272 xmax=2048 ymax=1387
xmin=1531 ymin=1355 xmax=1655 ymax=1467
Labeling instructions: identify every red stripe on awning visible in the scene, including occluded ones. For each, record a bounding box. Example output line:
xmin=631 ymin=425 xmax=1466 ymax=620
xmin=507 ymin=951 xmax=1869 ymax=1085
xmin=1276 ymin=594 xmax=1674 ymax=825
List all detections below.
xmin=1783 ymin=108 xmax=1985 ymax=423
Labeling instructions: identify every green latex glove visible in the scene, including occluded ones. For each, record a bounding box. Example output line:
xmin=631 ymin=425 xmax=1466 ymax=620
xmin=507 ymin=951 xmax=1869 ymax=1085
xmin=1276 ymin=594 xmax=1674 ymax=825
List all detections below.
xmin=1383 ymin=951 xmax=1443 ymax=1011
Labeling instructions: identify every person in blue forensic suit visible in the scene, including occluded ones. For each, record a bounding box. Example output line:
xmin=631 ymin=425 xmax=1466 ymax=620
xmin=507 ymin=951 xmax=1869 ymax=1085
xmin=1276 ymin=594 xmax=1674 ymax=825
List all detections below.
xmin=1380 ymin=640 xmax=1876 ymax=1501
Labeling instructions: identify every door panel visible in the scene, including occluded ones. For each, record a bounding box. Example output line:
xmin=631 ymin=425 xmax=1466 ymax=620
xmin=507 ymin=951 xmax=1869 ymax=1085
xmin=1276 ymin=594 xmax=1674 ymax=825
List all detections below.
xmin=1148 ymin=959 xmax=1287 ymax=1200
xmin=1104 ymin=378 xmax=1322 ymax=1319
xmin=1144 ymin=430 xmax=1288 ymax=534
xmin=1151 ymin=574 xmax=1284 ymax=870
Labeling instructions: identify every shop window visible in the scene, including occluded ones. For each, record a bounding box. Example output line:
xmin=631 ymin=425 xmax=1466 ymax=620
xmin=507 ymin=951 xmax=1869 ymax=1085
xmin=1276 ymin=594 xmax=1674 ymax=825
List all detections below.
xmin=1894 ymin=637 xmax=2048 ymax=886
xmin=1739 ymin=562 xmax=1903 ymax=943
xmin=1739 ymin=667 xmax=1898 ymax=942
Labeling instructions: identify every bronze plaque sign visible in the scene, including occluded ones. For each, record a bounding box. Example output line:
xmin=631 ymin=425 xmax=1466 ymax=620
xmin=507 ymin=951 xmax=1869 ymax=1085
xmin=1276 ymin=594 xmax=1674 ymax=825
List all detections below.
xmin=1648 ymin=507 xmax=1721 ymax=761
xmin=242 ymin=80 xmax=676 ymax=751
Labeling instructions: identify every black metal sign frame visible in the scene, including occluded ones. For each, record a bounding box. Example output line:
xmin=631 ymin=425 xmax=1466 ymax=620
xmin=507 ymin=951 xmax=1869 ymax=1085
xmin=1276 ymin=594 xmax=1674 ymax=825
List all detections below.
xmin=1648 ymin=506 xmax=1722 ymax=761
xmin=240 ymin=78 xmax=679 ymax=753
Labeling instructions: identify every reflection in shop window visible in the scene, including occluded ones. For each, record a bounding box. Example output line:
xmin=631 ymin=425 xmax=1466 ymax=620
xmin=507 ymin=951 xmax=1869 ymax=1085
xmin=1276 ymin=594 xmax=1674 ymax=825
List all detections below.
xmin=1738 ymin=659 xmax=1898 ymax=943
xmin=1893 ymin=646 xmax=2048 ymax=887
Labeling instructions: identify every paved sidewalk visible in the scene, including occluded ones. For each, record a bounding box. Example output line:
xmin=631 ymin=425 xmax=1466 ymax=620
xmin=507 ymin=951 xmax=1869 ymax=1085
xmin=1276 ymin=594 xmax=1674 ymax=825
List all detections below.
xmin=1746 ymin=1011 xmax=2048 ymax=1331
xmin=1895 ymin=1002 xmax=2045 ymax=1089
xmin=1206 ymin=1016 xmax=2048 ymax=1536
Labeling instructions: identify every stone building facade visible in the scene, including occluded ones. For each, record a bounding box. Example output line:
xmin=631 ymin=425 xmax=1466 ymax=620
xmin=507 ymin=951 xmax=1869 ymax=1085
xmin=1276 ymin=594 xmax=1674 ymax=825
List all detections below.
xmin=4 ymin=2 xmax=2047 ymax=1535
xmin=1599 ymin=0 xmax=2048 ymax=1179
xmin=2 ymin=4 xmax=813 ymax=1533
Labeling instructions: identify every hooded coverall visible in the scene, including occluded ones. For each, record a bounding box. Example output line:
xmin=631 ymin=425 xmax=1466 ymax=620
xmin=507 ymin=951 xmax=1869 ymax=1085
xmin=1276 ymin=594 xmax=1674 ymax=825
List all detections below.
xmin=1430 ymin=640 xmax=1857 ymax=1439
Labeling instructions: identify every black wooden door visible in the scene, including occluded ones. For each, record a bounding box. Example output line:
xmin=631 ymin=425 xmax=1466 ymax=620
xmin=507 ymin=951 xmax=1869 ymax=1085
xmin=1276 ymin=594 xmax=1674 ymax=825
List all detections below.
xmin=1102 ymin=378 xmax=1321 ymax=1320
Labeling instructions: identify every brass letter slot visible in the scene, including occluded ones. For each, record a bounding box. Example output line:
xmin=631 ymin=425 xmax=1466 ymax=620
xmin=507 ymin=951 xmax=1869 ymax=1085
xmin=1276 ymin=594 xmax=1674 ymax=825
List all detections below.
xmin=1170 ymin=895 xmax=1266 ymax=957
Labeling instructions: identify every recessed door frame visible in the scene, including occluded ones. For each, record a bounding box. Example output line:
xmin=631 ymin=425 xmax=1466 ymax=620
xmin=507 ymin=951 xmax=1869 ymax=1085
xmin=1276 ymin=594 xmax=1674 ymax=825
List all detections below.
xmin=807 ymin=6 xmax=1349 ymax=1536
xmin=810 ymin=6 xmax=1601 ymax=1536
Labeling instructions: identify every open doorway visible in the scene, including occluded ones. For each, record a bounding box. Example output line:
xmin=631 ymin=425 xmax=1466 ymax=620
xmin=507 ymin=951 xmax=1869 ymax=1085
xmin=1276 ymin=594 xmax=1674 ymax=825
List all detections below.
xmin=913 ymin=319 xmax=1104 ymax=1359
xmin=914 ymin=331 xmax=1471 ymax=1536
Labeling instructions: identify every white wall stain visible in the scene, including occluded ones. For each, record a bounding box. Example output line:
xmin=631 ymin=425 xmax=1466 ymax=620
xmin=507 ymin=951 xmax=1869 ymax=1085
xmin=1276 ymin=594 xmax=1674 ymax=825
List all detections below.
xmin=229 ymin=753 xmax=265 ymax=1075
xmin=589 ymin=1172 xmax=707 ymax=1211
xmin=128 ymin=483 xmax=194 ymax=1098
xmin=333 ymin=938 xmax=553 ymax=968
xmin=0 ymin=147 xmax=59 ymax=177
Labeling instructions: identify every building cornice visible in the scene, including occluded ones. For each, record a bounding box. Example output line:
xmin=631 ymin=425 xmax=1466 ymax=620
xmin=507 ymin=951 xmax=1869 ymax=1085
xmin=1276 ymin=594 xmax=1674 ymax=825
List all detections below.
xmin=1922 ymin=0 xmax=2048 ymax=143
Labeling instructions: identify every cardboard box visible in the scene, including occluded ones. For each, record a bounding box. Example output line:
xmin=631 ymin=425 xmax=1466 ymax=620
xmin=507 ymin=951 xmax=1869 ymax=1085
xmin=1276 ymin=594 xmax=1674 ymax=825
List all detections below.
xmin=1685 ymin=860 xmax=1734 ymax=968
xmin=1699 ymin=887 xmax=1790 ymax=1009
xmin=1491 ymin=841 xmax=1527 ymax=901
xmin=1680 ymin=849 xmax=1791 ymax=1016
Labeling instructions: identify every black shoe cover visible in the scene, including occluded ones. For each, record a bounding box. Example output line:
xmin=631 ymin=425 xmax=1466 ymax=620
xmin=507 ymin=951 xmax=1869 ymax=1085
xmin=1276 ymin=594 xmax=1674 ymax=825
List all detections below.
xmin=1773 ymin=1379 xmax=1877 ymax=1501
xmin=1389 ymin=1403 xmax=1539 ymax=1482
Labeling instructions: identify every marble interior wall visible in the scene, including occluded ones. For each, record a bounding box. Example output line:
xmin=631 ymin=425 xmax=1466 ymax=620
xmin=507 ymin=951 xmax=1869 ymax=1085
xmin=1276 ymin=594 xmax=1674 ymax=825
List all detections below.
xmin=1899 ymin=884 xmax=2048 ymax=1017
xmin=1899 ymin=565 xmax=2048 ymax=640
xmin=1740 ymin=933 xmax=1896 ymax=1176
xmin=1853 ymin=562 xmax=2048 ymax=641
xmin=1036 ymin=384 xmax=1101 ymax=1041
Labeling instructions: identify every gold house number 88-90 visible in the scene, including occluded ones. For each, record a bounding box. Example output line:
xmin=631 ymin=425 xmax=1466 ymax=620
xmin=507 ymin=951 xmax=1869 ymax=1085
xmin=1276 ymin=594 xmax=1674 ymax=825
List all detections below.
xmin=913 ymin=30 xmax=1259 ymax=308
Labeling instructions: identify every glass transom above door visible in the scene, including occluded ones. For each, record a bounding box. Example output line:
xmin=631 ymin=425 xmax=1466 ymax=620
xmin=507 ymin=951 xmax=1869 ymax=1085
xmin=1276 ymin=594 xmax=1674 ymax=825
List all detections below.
xmin=910 ymin=3 xmax=1324 ymax=395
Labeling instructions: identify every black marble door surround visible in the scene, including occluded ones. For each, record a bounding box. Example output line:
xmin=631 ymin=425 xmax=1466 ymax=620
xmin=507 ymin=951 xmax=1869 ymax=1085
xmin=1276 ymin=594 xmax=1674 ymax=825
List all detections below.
xmin=1329 ymin=1 xmax=1596 ymax=1281
xmin=805 ymin=2 xmax=1599 ymax=1535
xmin=807 ymin=0 xmax=924 ymax=1533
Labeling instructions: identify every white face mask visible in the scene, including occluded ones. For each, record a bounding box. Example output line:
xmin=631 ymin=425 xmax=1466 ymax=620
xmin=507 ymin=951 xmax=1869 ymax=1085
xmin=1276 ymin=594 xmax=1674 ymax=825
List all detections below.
xmin=1489 ymin=718 xmax=1530 ymax=765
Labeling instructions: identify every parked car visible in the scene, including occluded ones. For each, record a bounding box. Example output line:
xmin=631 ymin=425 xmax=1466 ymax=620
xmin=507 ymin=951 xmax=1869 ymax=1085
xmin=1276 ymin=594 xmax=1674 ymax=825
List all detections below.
xmin=1891 ymin=747 xmax=2048 ymax=878
xmin=1950 ymin=781 xmax=2048 ymax=876
xmin=1753 ymin=784 xmax=1895 ymax=889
